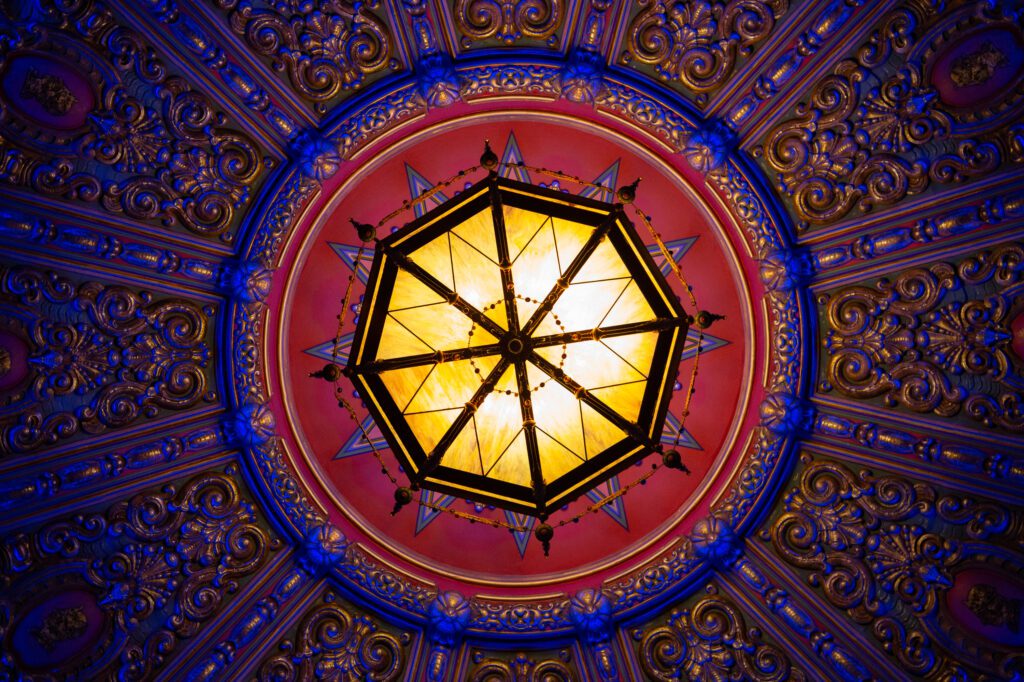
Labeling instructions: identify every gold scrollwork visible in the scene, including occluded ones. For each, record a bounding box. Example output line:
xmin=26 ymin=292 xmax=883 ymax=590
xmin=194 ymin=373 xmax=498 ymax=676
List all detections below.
xmin=255 ymin=592 xmax=407 ymax=681
xmin=822 ymin=244 xmax=1024 ymax=432
xmin=454 ymin=0 xmax=564 ymax=46
xmin=218 ymin=0 xmax=394 ymax=107
xmin=636 ymin=588 xmax=806 ymax=681
xmin=760 ymin=5 xmax=1018 ymax=227
xmin=771 ymin=455 xmax=1021 ymax=677
xmin=0 ymin=267 xmax=213 ymax=454
xmin=625 ymin=0 xmax=789 ymax=93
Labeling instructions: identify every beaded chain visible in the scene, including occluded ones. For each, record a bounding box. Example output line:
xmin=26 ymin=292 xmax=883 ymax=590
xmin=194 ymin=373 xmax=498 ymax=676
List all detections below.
xmin=317 ymin=156 xmax=711 ymax=534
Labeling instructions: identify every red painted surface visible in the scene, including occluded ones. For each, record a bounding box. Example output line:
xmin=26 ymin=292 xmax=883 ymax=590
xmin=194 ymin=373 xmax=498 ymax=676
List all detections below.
xmin=268 ymin=105 xmax=767 ymax=594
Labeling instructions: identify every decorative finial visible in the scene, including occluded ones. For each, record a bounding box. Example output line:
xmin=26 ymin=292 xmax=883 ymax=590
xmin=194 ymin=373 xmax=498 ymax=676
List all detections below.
xmin=309 ymin=363 xmax=341 ymax=382
xmin=481 ymin=139 xmax=499 ymax=171
xmin=616 ymin=177 xmax=640 ymax=203
xmin=350 ymin=217 xmax=376 ymax=242
xmin=662 ymin=450 xmax=690 ymax=473
xmin=695 ymin=311 xmax=725 ymax=329
xmin=535 ymin=523 xmax=554 ymax=556
xmin=391 ymin=487 xmax=413 ymax=515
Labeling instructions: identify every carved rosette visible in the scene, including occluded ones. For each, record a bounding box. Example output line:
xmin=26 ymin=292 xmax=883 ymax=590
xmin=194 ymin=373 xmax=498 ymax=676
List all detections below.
xmin=623 ymin=0 xmax=789 ymax=96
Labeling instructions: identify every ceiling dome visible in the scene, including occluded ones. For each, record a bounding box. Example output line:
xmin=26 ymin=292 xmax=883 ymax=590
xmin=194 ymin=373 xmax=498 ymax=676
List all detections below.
xmin=0 ymin=0 xmax=1022 ymax=679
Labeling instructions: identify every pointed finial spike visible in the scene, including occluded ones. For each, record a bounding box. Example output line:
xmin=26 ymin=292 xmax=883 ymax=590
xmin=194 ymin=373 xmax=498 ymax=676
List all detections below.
xmin=535 ymin=523 xmax=553 ymax=556
xmin=616 ymin=177 xmax=641 ymax=203
xmin=350 ymin=217 xmax=376 ymax=242
xmin=696 ymin=311 xmax=725 ymax=329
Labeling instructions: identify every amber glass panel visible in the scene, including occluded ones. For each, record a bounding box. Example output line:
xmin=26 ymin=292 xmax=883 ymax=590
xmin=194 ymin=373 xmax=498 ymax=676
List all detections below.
xmin=581 ymin=402 xmax=627 ymax=457
xmin=380 ymin=364 xmax=433 ymax=412
xmin=389 ymin=269 xmax=444 ymax=310
xmin=488 ymin=430 xmax=531 ymax=486
xmin=537 ymin=340 xmax=644 ymax=389
xmin=390 ymin=304 xmax=497 ymax=351
xmin=527 ymin=363 xmax=586 ymax=458
xmin=405 ymin=357 xmax=498 ymax=413
xmin=376 ymin=317 xmax=433 ymax=359
xmin=601 ymin=332 xmax=658 ymax=378
xmin=408 ymin=234 xmax=455 ymax=290
xmin=406 ymin=409 xmax=462 ymax=455
xmin=441 ymin=416 xmax=482 ymax=475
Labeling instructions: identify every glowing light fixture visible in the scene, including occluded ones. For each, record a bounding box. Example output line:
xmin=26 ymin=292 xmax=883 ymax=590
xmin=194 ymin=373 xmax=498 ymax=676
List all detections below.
xmin=343 ymin=161 xmax=690 ymax=528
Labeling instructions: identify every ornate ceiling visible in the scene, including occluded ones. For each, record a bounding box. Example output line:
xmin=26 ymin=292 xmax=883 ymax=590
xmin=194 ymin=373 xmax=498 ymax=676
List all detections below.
xmin=0 ymin=0 xmax=1021 ymax=680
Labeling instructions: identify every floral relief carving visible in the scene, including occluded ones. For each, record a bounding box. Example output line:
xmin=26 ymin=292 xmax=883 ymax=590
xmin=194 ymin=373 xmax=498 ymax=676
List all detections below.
xmin=254 ymin=590 xmax=409 ymax=681
xmin=453 ymin=0 xmax=564 ymax=47
xmin=212 ymin=0 xmax=395 ymax=110
xmin=0 ymin=0 xmax=267 ymax=239
xmin=634 ymin=586 xmax=807 ymax=681
xmin=770 ymin=455 xmax=1024 ymax=678
xmin=624 ymin=0 xmax=789 ymax=95
xmin=760 ymin=4 xmax=1021 ymax=228
xmin=820 ymin=243 xmax=1024 ymax=432
xmin=0 ymin=266 xmax=213 ymax=454
xmin=0 ymin=468 xmax=276 ymax=680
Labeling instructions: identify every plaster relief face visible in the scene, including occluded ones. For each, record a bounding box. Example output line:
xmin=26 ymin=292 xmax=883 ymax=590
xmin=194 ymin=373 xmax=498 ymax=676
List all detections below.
xmin=930 ymin=26 xmax=1024 ymax=110
xmin=1 ymin=54 xmax=96 ymax=131
xmin=10 ymin=589 xmax=107 ymax=672
xmin=947 ymin=567 xmax=1024 ymax=647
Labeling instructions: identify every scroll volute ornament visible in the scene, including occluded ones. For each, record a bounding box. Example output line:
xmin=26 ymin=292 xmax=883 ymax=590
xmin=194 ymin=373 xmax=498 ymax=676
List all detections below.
xmin=255 ymin=594 xmax=407 ymax=681
xmin=636 ymin=589 xmax=806 ymax=681
xmin=0 ymin=267 xmax=213 ymax=454
xmin=220 ymin=0 xmax=394 ymax=106
xmin=770 ymin=456 xmax=1023 ymax=677
xmin=625 ymin=0 xmax=789 ymax=93
xmin=453 ymin=0 xmax=564 ymax=46
xmin=821 ymin=244 xmax=1024 ymax=432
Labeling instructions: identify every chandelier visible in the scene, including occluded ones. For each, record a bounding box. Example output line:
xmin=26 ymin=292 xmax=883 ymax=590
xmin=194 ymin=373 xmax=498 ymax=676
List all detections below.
xmin=314 ymin=143 xmax=719 ymax=555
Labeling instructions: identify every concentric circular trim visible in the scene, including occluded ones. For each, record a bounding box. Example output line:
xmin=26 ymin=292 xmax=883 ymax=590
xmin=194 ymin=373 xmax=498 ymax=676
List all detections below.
xmin=228 ymin=59 xmax=806 ymax=633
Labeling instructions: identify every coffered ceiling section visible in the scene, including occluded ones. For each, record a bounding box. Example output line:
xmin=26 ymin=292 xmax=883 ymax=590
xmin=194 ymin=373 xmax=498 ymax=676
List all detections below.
xmin=0 ymin=0 xmax=1022 ymax=681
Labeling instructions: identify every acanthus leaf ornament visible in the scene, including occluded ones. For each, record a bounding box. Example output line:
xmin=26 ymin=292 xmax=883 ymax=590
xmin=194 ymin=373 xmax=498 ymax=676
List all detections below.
xmin=0 ymin=469 xmax=276 ymax=680
xmin=770 ymin=455 xmax=1024 ymax=677
xmin=253 ymin=592 xmax=408 ymax=682
xmin=634 ymin=586 xmax=808 ymax=681
xmin=468 ymin=651 xmax=577 ymax=681
xmin=761 ymin=4 xmax=1023 ymax=228
xmin=0 ymin=267 xmax=213 ymax=454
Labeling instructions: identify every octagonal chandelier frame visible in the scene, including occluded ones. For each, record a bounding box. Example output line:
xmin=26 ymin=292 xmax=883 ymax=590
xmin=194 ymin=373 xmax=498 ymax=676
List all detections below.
xmin=313 ymin=143 xmax=720 ymax=555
